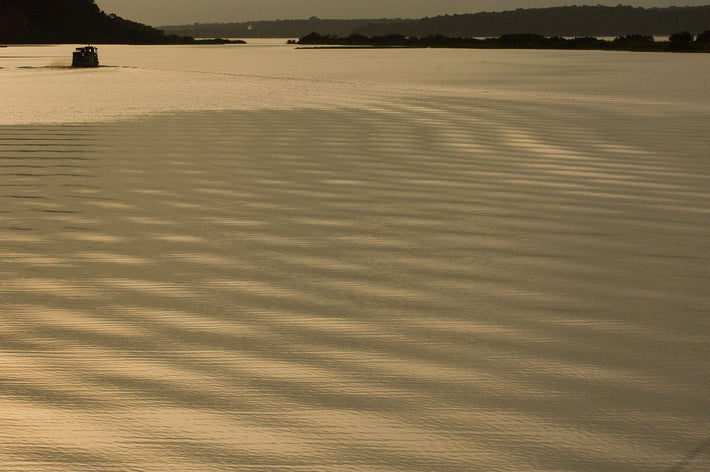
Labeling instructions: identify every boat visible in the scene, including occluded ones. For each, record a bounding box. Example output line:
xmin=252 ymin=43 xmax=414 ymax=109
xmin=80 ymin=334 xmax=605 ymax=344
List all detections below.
xmin=72 ymin=46 xmax=99 ymax=67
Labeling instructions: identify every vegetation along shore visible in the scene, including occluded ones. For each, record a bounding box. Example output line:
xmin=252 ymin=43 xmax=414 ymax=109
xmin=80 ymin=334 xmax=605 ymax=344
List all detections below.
xmin=297 ymin=31 xmax=710 ymax=52
xmin=163 ymin=5 xmax=710 ymax=40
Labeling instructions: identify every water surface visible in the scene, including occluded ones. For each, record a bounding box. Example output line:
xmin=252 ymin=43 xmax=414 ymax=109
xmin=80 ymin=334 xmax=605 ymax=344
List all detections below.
xmin=1 ymin=42 xmax=709 ymax=471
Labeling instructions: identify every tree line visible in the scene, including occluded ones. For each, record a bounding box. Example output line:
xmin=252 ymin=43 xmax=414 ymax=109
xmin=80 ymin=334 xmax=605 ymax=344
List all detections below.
xmin=351 ymin=5 xmax=710 ymax=38
xmin=162 ymin=5 xmax=710 ymax=39
xmin=297 ymin=31 xmax=710 ymax=52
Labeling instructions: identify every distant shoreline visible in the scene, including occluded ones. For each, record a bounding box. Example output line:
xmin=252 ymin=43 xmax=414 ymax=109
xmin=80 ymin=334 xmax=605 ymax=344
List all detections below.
xmin=160 ymin=5 xmax=710 ymax=40
xmin=193 ymin=38 xmax=246 ymax=45
xmin=296 ymin=32 xmax=710 ymax=53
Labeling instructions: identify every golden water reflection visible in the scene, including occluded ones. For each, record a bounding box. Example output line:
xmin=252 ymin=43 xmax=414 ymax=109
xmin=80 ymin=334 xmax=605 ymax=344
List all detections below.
xmin=1 ymin=97 xmax=709 ymax=471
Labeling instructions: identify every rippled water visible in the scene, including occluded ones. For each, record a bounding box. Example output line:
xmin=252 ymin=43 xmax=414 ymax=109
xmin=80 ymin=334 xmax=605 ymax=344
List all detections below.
xmin=1 ymin=42 xmax=709 ymax=471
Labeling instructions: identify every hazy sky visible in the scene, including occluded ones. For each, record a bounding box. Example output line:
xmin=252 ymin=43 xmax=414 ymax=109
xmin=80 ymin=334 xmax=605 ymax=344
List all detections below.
xmin=95 ymin=0 xmax=710 ymax=26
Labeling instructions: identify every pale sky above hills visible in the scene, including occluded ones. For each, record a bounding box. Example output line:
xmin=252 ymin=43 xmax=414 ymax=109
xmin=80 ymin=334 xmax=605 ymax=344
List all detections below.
xmin=95 ymin=0 xmax=710 ymax=26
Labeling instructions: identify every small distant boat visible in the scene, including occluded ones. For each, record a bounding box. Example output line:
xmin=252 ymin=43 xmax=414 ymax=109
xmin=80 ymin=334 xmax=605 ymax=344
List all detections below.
xmin=72 ymin=45 xmax=99 ymax=67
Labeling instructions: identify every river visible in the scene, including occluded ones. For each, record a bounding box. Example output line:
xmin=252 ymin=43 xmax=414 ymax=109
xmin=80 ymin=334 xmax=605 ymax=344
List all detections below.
xmin=1 ymin=40 xmax=709 ymax=471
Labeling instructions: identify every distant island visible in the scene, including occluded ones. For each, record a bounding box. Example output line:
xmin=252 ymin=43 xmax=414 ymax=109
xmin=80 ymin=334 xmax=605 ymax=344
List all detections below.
xmin=161 ymin=5 xmax=710 ymax=39
xmin=297 ymin=31 xmax=710 ymax=52
xmin=0 ymin=0 xmax=242 ymax=44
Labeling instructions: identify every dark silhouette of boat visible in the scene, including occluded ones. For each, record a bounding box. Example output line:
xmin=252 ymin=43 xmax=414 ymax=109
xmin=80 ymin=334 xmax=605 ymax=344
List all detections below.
xmin=72 ymin=46 xmax=99 ymax=67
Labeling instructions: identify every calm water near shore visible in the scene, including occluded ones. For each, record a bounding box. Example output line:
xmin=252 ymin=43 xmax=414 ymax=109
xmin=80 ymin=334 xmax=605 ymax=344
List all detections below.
xmin=1 ymin=41 xmax=709 ymax=471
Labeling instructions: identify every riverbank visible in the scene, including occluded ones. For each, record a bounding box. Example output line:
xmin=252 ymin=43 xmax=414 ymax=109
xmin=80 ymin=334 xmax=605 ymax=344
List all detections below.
xmin=298 ymin=31 xmax=710 ymax=52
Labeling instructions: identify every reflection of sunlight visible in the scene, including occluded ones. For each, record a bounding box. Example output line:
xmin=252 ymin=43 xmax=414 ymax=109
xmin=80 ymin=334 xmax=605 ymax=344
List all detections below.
xmin=161 ymin=201 xmax=204 ymax=209
xmin=256 ymin=310 xmax=396 ymax=338
xmin=503 ymin=130 xmax=587 ymax=159
xmin=1 ymin=92 xmax=709 ymax=472
xmin=76 ymin=252 xmax=150 ymax=265
xmin=87 ymin=201 xmax=134 ymax=209
xmin=153 ymin=235 xmax=205 ymax=243
xmin=97 ymin=278 xmax=200 ymax=298
xmin=0 ymin=232 xmax=47 ymax=242
xmin=204 ymin=279 xmax=301 ymax=298
xmin=1 ymin=278 xmax=104 ymax=299
xmin=61 ymin=232 xmax=125 ymax=242
xmin=41 ymin=214 xmax=100 ymax=225
xmin=594 ymin=143 xmax=647 ymax=154
xmin=1 ymin=251 xmax=71 ymax=267
xmin=113 ymin=306 xmax=260 ymax=336
xmin=200 ymin=217 xmax=265 ymax=226
xmin=122 ymin=216 xmax=173 ymax=225
xmin=5 ymin=304 xmax=147 ymax=337
xmin=167 ymin=252 xmax=237 ymax=266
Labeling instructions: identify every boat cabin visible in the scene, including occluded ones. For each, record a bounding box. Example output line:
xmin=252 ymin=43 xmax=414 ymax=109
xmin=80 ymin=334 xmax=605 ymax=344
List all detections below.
xmin=72 ymin=46 xmax=99 ymax=67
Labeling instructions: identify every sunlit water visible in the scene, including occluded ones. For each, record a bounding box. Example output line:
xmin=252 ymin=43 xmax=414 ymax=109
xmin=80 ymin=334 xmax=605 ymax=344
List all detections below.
xmin=1 ymin=40 xmax=709 ymax=471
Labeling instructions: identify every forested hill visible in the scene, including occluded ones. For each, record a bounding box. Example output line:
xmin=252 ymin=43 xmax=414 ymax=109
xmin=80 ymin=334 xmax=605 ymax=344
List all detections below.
xmin=160 ymin=18 xmax=399 ymax=40
xmin=0 ymin=0 xmax=192 ymax=43
xmin=161 ymin=5 xmax=710 ymax=39
xmin=353 ymin=5 xmax=710 ymax=38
